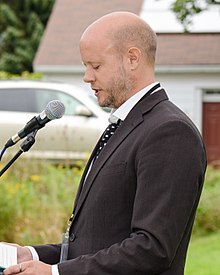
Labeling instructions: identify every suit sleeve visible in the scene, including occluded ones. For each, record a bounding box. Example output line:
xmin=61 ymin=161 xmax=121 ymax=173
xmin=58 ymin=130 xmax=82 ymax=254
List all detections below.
xmin=56 ymin=120 xmax=206 ymax=274
xmin=33 ymin=243 xmax=61 ymax=265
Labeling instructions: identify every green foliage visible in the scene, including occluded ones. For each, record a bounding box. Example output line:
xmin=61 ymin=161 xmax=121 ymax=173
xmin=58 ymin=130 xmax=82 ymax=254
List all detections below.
xmin=0 ymin=70 xmax=43 ymax=79
xmin=171 ymin=0 xmax=203 ymax=32
xmin=0 ymin=0 xmax=55 ymax=74
xmin=171 ymin=0 xmax=220 ymax=32
xmin=192 ymin=165 xmax=220 ymax=236
xmin=0 ymin=159 xmax=83 ymax=245
xmin=0 ymin=3 xmax=22 ymax=30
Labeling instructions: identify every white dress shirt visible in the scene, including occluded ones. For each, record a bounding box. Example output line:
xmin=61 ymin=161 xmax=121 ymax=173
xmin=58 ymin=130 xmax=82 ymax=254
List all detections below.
xmin=109 ymin=82 xmax=161 ymax=123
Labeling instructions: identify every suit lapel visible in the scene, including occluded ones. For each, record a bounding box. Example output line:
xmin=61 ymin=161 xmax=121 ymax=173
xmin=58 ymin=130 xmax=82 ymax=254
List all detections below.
xmin=73 ymin=117 xmax=137 ymax=216
xmin=73 ymin=89 xmax=168 ymax=217
xmin=73 ymin=136 xmax=104 ymax=207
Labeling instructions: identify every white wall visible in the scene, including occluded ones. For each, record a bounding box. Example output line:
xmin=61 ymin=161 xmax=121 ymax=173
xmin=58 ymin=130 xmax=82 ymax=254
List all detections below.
xmin=156 ymin=71 xmax=220 ymax=132
xmin=42 ymin=70 xmax=220 ymax=134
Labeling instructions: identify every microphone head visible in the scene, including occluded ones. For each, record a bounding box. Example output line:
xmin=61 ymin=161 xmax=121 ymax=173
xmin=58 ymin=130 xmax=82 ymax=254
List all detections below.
xmin=45 ymin=100 xmax=65 ymax=120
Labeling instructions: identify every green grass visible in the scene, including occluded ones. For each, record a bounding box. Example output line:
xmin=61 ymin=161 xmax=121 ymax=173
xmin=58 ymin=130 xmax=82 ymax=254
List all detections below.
xmin=185 ymin=232 xmax=220 ymax=275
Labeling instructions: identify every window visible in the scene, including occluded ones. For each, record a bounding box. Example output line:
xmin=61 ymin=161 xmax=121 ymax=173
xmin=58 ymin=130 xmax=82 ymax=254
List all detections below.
xmin=34 ymin=89 xmax=87 ymax=116
xmin=0 ymin=89 xmax=37 ymax=112
xmin=0 ymin=88 xmax=88 ymax=116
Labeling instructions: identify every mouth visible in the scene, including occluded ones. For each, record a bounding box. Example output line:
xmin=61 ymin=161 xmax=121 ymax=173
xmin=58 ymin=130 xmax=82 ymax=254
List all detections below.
xmin=92 ymin=88 xmax=102 ymax=97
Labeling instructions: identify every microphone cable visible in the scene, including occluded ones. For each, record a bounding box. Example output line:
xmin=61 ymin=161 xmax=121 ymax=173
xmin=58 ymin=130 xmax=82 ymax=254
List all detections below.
xmin=0 ymin=147 xmax=6 ymax=161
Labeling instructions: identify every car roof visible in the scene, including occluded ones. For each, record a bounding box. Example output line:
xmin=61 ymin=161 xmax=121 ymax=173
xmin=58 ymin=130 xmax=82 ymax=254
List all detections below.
xmin=0 ymin=80 xmax=109 ymax=117
xmin=0 ymin=80 xmax=89 ymax=95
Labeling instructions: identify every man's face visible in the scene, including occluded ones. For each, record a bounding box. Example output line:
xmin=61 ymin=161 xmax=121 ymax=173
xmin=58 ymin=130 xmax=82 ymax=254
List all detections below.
xmin=80 ymin=38 xmax=134 ymax=109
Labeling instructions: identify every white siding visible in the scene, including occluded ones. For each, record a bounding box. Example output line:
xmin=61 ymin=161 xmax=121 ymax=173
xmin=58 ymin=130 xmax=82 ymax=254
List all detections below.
xmin=41 ymin=69 xmax=220 ymax=134
xmin=155 ymin=71 xmax=220 ymax=132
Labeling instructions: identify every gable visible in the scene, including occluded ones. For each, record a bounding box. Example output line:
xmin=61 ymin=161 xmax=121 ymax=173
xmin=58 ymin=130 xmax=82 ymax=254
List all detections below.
xmin=33 ymin=0 xmax=143 ymax=67
xmin=33 ymin=0 xmax=220 ymax=69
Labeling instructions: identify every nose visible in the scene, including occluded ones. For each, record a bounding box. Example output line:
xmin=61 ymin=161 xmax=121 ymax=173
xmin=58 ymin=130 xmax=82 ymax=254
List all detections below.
xmin=83 ymin=67 xmax=95 ymax=83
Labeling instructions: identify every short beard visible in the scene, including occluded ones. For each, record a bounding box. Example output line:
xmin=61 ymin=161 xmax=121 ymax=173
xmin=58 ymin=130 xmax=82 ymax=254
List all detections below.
xmin=101 ymin=66 xmax=135 ymax=109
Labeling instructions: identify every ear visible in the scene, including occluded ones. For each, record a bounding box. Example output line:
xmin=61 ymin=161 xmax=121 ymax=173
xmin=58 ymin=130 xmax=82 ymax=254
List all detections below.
xmin=127 ymin=47 xmax=141 ymax=70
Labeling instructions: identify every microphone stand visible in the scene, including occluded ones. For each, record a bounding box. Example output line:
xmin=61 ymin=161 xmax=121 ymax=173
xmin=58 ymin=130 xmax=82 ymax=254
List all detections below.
xmin=0 ymin=130 xmax=38 ymax=177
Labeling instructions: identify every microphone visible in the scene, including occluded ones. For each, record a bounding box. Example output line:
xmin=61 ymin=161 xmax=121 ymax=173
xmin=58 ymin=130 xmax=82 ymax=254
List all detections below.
xmin=4 ymin=100 xmax=65 ymax=149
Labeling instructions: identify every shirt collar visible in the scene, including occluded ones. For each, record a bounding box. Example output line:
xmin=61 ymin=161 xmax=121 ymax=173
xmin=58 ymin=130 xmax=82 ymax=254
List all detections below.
xmin=109 ymin=82 xmax=161 ymax=124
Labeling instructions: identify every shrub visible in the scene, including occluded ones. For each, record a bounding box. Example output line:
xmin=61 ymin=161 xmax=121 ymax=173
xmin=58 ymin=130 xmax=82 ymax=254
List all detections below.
xmin=0 ymin=70 xmax=43 ymax=80
xmin=0 ymin=159 xmax=82 ymax=245
xmin=192 ymin=165 xmax=220 ymax=236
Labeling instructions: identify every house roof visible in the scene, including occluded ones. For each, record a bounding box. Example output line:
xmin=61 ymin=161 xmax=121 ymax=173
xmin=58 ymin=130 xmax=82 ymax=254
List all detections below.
xmin=33 ymin=0 xmax=220 ymax=69
xmin=33 ymin=0 xmax=143 ymax=67
xmin=156 ymin=33 xmax=220 ymax=65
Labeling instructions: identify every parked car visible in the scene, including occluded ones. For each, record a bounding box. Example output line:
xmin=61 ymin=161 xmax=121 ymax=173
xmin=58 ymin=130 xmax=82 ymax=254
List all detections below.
xmin=0 ymin=80 xmax=109 ymax=162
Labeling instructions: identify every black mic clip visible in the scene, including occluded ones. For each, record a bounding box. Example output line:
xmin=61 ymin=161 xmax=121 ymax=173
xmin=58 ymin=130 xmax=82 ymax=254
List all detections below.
xmin=19 ymin=129 xmax=38 ymax=152
xmin=21 ymin=116 xmax=45 ymax=136
xmin=0 ymin=130 xmax=38 ymax=177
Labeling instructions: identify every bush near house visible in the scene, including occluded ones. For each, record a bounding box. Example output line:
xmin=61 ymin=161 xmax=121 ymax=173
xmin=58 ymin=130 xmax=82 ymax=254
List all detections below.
xmin=192 ymin=165 xmax=220 ymax=236
xmin=0 ymin=70 xmax=43 ymax=80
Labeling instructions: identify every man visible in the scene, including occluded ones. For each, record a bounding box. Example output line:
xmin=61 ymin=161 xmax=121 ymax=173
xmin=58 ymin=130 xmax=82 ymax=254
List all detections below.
xmin=4 ymin=11 xmax=207 ymax=275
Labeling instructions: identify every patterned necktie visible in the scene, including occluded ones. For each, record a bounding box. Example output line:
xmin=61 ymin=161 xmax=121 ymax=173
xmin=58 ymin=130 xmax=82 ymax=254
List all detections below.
xmin=94 ymin=119 xmax=121 ymax=161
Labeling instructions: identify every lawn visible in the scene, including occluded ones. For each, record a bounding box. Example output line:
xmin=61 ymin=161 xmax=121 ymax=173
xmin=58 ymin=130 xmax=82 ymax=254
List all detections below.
xmin=185 ymin=232 xmax=220 ymax=275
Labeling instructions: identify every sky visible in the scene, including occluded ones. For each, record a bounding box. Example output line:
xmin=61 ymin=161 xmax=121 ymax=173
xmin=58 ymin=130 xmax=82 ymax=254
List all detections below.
xmin=140 ymin=0 xmax=220 ymax=32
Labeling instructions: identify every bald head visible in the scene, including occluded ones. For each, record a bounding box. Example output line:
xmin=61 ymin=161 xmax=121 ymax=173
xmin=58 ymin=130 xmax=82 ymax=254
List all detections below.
xmin=80 ymin=12 xmax=157 ymax=105
xmin=80 ymin=11 xmax=157 ymax=66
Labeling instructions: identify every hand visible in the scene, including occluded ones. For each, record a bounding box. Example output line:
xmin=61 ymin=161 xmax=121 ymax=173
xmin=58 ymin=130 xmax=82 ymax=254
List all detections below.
xmin=3 ymin=261 xmax=52 ymax=275
xmin=0 ymin=242 xmax=32 ymax=263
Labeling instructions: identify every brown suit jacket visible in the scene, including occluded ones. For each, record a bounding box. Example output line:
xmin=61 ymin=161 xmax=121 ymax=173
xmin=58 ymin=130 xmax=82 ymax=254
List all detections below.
xmin=35 ymin=89 xmax=207 ymax=274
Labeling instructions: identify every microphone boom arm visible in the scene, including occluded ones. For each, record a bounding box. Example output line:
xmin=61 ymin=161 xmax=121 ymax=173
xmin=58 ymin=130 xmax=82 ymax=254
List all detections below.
xmin=0 ymin=130 xmax=38 ymax=177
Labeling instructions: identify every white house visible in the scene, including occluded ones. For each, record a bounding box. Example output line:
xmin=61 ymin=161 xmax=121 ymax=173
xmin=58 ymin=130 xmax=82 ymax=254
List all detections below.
xmin=33 ymin=0 xmax=220 ymax=163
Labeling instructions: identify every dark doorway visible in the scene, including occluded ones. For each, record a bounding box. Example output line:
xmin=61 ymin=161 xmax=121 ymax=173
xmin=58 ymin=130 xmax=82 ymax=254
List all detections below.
xmin=203 ymin=102 xmax=220 ymax=164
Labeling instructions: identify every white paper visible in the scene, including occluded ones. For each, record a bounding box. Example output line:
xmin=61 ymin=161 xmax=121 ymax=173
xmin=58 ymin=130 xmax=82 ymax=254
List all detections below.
xmin=0 ymin=243 xmax=17 ymax=268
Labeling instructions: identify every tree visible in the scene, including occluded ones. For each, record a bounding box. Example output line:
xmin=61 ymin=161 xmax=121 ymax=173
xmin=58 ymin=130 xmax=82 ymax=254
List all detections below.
xmin=171 ymin=0 xmax=220 ymax=31
xmin=0 ymin=0 xmax=54 ymax=74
